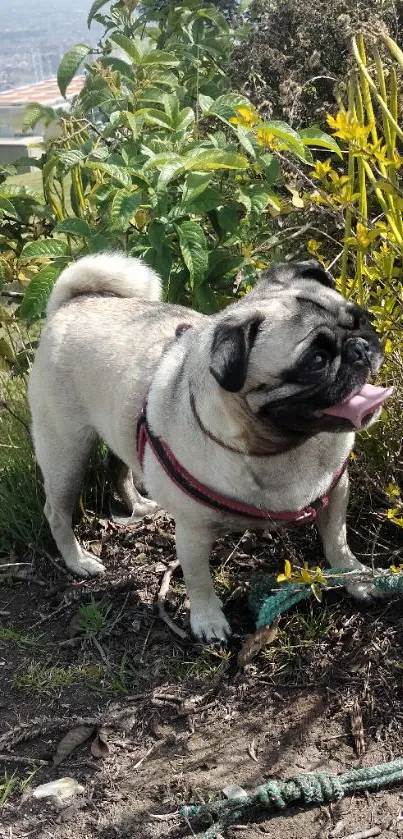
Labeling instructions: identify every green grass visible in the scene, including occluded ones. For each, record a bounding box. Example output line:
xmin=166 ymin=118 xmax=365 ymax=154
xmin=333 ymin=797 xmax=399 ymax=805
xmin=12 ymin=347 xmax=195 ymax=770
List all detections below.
xmin=0 ymin=772 xmax=21 ymax=807
xmin=6 ymin=170 xmax=44 ymax=198
xmin=0 ymin=376 xmax=46 ymax=559
xmin=12 ymin=661 xmax=105 ymax=694
xmin=76 ymin=596 xmax=124 ymax=640
xmin=0 ymin=769 xmax=40 ymax=807
xmin=261 ymin=605 xmax=333 ymax=673
xmin=6 ymin=170 xmax=75 ymax=215
xmin=0 ymin=625 xmax=39 ymax=646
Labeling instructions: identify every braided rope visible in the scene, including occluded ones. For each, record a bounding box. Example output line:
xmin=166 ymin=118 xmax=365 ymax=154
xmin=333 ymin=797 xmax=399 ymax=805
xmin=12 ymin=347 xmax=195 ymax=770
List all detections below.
xmin=250 ymin=568 xmax=403 ymax=629
xmin=181 ymin=759 xmax=403 ymax=838
xmin=181 ymin=571 xmax=403 ymax=837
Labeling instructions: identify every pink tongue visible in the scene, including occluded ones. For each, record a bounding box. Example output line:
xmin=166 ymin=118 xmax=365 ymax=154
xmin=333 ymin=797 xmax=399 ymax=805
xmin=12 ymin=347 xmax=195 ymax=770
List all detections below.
xmin=322 ymin=384 xmax=393 ymax=428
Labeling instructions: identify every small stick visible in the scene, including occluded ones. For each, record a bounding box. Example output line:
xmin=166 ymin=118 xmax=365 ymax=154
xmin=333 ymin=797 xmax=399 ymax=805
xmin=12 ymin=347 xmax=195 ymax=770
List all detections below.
xmin=92 ymin=637 xmax=112 ymax=672
xmin=157 ymin=559 xmax=188 ymax=640
xmin=0 ymin=753 xmax=50 ymax=766
xmin=133 ymin=739 xmax=166 ymax=771
xmin=0 ymin=563 xmax=30 ymax=570
xmin=342 ymin=828 xmax=381 ymax=839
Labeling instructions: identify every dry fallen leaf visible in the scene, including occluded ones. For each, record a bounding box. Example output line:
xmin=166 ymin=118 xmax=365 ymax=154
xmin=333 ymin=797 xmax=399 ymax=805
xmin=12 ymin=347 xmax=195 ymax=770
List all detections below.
xmin=349 ymin=699 xmax=366 ymax=756
xmin=53 ymin=726 xmax=95 ymax=766
xmin=247 ymin=737 xmax=259 ymax=763
xmin=237 ymin=623 xmax=278 ymax=668
xmin=91 ymin=727 xmax=110 ymax=759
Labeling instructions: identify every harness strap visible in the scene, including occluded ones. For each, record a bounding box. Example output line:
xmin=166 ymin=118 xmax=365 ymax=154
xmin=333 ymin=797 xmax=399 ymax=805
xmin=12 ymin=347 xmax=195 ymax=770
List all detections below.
xmin=136 ymin=401 xmax=347 ymax=524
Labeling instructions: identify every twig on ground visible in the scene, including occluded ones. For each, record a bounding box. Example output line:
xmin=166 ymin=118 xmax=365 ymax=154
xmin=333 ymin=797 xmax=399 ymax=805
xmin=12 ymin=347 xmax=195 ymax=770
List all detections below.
xmin=133 ymin=738 xmax=166 ymax=771
xmin=0 ymin=563 xmax=30 ymax=570
xmin=342 ymin=828 xmax=381 ymax=839
xmin=91 ymin=637 xmax=112 ymax=671
xmin=349 ymin=700 xmax=366 ymax=756
xmin=157 ymin=559 xmax=188 ymax=640
xmin=0 ymin=753 xmax=50 ymax=766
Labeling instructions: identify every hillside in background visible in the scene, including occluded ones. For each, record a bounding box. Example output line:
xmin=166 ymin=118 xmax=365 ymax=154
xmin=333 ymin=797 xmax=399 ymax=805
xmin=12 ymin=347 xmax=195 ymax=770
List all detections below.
xmin=0 ymin=0 xmax=102 ymax=90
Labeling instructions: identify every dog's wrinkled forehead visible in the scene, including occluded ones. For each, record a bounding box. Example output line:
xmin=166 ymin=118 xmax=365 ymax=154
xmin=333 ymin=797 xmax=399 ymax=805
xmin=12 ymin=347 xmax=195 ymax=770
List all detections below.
xmin=257 ymin=259 xmax=335 ymax=291
xmin=251 ymin=259 xmax=357 ymax=329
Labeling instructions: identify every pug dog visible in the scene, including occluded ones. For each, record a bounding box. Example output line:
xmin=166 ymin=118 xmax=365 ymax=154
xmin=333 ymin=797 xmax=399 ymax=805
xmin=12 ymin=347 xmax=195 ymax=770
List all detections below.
xmin=28 ymin=253 xmax=392 ymax=642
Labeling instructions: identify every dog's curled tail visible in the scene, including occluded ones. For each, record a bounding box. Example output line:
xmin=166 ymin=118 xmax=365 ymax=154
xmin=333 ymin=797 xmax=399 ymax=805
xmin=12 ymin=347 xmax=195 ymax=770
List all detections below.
xmin=46 ymin=253 xmax=162 ymax=318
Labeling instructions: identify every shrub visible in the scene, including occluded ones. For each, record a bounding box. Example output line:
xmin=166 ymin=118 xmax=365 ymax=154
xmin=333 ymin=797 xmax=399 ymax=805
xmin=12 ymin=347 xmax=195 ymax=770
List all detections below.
xmin=230 ymin=0 xmax=403 ymax=126
xmin=0 ymin=0 xmax=338 ymax=327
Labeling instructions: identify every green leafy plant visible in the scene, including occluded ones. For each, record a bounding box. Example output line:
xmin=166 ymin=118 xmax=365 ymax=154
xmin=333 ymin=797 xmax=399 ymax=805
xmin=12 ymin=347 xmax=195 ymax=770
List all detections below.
xmin=4 ymin=0 xmax=337 ymax=325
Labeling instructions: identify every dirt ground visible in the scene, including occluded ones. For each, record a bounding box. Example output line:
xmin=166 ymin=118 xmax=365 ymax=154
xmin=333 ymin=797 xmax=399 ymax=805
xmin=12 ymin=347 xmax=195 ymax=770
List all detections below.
xmin=1 ymin=488 xmax=403 ymax=839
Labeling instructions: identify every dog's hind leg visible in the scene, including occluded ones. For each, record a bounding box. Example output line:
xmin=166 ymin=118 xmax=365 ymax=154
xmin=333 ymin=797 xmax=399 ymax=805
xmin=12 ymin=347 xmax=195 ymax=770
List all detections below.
xmin=35 ymin=423 xmax=105 ymax=577
xmin=106 ymin=451 xmax=160 ymax=524
xmin=316 ymin=468 xmax=382 ymax=602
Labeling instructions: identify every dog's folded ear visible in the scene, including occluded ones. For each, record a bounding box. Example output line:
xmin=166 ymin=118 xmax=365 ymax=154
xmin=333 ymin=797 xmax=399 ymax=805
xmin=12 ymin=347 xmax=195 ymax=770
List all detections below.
xmin=209 ymin=315 xmax=264 ymax=392
xmin=296 ymin=259 xmax=335 ymax=289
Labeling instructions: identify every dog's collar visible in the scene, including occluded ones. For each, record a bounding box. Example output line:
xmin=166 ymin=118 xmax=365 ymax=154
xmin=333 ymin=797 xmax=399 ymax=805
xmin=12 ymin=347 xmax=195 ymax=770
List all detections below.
xmin=136 ymin=399 xmax=347 ymax=524
xmin=189 ymin=391 xmax=281 ymax=457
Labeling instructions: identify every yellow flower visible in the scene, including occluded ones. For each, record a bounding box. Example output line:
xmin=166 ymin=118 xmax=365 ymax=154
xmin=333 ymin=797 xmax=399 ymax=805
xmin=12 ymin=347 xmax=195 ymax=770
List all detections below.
xmin=277 ymin=561 xmax=326 ymax=587
xmin=255 ymin=126 xmax=279 ymax=149
xmin=385 ymin=482 xmax=401 ymax=499
xmin=384 ymin=338 xmax=393 ymax=355
xmin=326 ymin=111 xmax=373 ymax=143
xmin=345 ymin=223 xmax=379 ymax=249
xmin=311 ymin=159 xmax=333 ymax=180
xmin=386 ymin=507 xmax=403 ymax=527
xmin=390 ymin=564 xmax=403 ymax=574
xmin=230 ymin=104 xmax=259 ymax=128
xmin=277 ymin=559 xmax=292 ymax=583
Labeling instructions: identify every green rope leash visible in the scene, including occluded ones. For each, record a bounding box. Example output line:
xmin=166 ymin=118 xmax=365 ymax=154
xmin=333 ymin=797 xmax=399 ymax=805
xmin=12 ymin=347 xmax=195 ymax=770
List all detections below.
xmin=181 ymin=570 xmax=403 ymax=837
xmin=181 ymin=758 xmax=403 ymax=838
xmin=250 ymin=568 xmax=403 ymax=629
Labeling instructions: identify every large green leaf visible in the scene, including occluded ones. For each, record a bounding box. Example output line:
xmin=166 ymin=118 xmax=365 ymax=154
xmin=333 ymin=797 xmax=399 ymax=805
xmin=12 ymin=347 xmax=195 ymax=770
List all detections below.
xmin=182 ymin=172 xmax=213 ymax=205
xmin=207 ymin=253 xmax=244 ymax=281
xmin=205 ymin=92 xmax=251 ymax=122
xmin=175 ymin=107 xmax=195 ymax=132
xmin=85 ymin=161 xmax=132 ymax=188
xmin=22 ymin=103 xmax=46 ymax=133
xmin=110 ymin=190 xmax=142 ymax=228
xmin=259 ymin=121 xmax=313 ymax=163
xmin=135 ymin=108 xmax=173 ymax=130
xmin=0 ymin=184 xmax=44 ymax=204
xmin=195 ymin=7 xmax=229 ymax=33
xmin=258 ymin=153 xmax=280 ymax=184
xmin=19 ymin=264 xmax=61 ymax=320
xmin=57 ymin=44 xmax=91 ymax=98
xmin=0 ymin=257 xmax=6 ymax=287
xmin=54 ymin=218 xmax=91 ymax=237
xmin=0 ymin=197 xmax=19 ymax=219
xmin=58 ymin=149 xmax=86 ymax=169
xmin=147 ymin=220 xmax=166 ymax=254
xmin=183 ymin=187 xmax=221 ymax=214
xmin=299 ymin=127 xmax=342 ymax=158
xmin=238 ymin=185 xmax=271 ymax=218
xmin=87 ymin=0 xmax=110 ymax=27
xmin=141 ymin=51 xmax=180 ymax=68
xmin=109 ymin=33 xmax=143 ymax=64
xmin=177 ymin=221 xmax=208 ymax=289
xmin=20 ymin=239 xmax=69 ymax=259
xmin=183 ymin=149 xmax=249 ymax=173
xmin=144 ymin=151 xmax=183 ymax=169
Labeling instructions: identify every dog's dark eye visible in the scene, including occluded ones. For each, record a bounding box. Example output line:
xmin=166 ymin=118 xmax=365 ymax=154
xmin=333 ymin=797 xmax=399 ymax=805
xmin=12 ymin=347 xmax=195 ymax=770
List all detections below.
xmin=306 ymin=350 xmax=328 ymax=372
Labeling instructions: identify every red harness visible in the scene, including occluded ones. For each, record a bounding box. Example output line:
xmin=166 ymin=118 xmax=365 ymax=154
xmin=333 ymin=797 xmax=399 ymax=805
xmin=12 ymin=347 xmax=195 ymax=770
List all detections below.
xmin=136 ymin=399 xmax=347 ymax=525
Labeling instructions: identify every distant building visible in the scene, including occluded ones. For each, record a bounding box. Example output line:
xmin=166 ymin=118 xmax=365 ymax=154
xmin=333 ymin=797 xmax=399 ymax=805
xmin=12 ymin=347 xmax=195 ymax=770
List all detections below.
xmin=0 ymin=75 xmax=85 ymax=171
xmin=0 ymin=76 xmax=85 ymax=137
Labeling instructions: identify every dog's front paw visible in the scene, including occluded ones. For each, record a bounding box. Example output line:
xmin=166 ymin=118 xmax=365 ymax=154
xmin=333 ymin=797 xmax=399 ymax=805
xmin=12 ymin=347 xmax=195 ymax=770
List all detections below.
xmin=67 ymin=551 xmax=106 ymax=578
xmin=346 ymin=579 xmax=386 ymax=603
xmin=190 ymin=599 xmax=231 ymax=643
